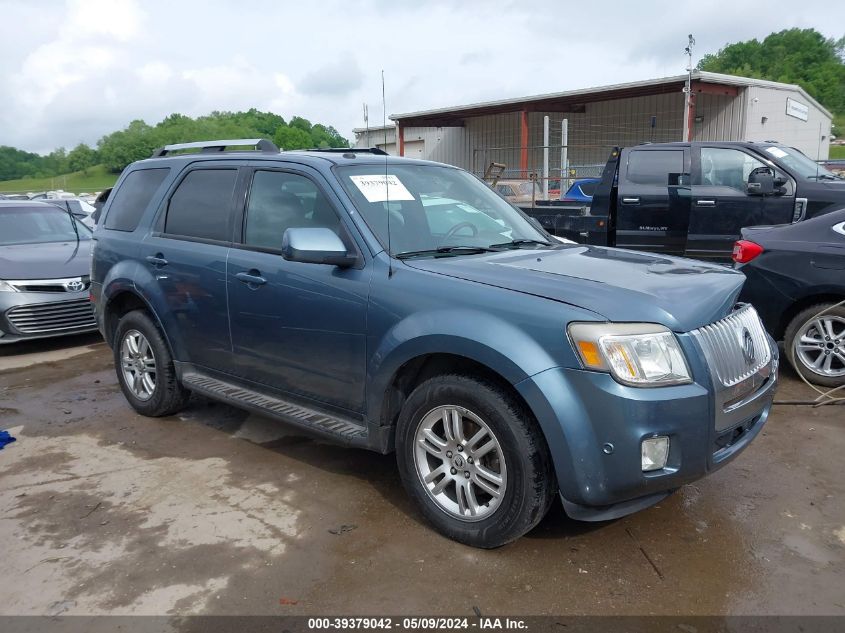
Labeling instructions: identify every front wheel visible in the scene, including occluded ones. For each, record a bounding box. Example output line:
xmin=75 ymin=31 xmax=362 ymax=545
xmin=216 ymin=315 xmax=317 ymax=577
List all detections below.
xmin=395 ymin=374 xmax=555 ymax=548
xmin=784 ymin=303 xmax=845 ymax=388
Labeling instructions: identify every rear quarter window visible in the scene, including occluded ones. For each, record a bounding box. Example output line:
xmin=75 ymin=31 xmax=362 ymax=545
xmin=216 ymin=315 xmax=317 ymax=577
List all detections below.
xmin=104 ymin=168 xmax=170 ymax=231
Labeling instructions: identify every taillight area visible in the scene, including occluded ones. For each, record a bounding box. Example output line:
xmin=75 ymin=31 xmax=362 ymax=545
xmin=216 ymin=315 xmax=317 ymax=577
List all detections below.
xmin=732 ymin=240 xmax=764 ymax=264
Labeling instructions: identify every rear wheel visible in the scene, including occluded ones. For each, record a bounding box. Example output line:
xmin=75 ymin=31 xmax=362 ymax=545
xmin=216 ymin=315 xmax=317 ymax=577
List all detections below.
xmin=395 ymin=374 xmax=555 ymax=548
xmin=784 ymin=303 xmax=845 ymax=388
xmin=113 ymin=310 xmax=190 ymax=416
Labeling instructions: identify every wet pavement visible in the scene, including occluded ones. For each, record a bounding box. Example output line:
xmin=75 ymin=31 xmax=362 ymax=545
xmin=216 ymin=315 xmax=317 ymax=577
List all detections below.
xmin=0 ymin=334 xmax=843 ymax=617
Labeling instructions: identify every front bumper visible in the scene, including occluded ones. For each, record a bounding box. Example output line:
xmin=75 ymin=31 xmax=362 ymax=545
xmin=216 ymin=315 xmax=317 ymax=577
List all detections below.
xmin=516 ymin=335 xmax=778 ymax=521
xmin=0 ymin=290 xmax=98 ymax=344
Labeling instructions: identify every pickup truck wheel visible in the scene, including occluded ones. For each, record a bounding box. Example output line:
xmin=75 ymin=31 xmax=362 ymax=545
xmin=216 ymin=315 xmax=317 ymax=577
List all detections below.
xmin=784 ymin=303 xmax=845 ymax=388
xmin=396 ymin=374 xmax=554 ymax=548
xmin=113 ymin=310 xmax=191 ymax=417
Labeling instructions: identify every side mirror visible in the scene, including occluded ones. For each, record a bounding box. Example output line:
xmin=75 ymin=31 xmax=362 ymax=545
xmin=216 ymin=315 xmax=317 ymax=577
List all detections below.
xmin=281 ymin=227 xmax=358 ymax=267
xmin=747 ymin=167 xmax=775 ymax=196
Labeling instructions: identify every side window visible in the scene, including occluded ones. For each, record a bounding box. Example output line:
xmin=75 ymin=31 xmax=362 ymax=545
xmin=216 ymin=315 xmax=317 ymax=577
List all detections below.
xmin=700 ymin=148 xmax=766 ymax=191
xmin=164 ymin=169 xmax=237 ymax=241
xmin=626 ymin=150 xmax=684 ymax=185
xmin=244 ymin=171 xmax=340 ymax=250
xmin=104 ymin=168 xmax=170 ymax=232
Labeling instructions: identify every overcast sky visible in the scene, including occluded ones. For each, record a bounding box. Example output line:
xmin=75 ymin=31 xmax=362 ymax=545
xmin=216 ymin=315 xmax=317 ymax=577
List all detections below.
xmin=2 ymin=0 xmax=843 ymax=154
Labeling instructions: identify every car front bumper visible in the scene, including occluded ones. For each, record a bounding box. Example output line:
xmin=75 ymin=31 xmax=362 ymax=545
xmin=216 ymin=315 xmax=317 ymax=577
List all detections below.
xmin=0 ymin=290 xmax=98 ymax=345
xmin=516 ymin=335 xmax=778 ymax=521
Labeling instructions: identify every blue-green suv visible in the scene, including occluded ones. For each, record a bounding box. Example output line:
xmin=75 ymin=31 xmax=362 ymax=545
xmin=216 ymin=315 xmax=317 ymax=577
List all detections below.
xmin=91 ymin=139 xmax=778 ymax=547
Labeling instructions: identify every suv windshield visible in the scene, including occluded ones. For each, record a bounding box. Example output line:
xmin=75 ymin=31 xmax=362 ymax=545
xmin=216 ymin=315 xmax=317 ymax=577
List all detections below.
xmin=0 ymin=206 xmax=92 ymax=246
xmin=763 ymin=145 xmax=841 ymax=180
xmin=335 ymin=164 xmax=549 ymax=256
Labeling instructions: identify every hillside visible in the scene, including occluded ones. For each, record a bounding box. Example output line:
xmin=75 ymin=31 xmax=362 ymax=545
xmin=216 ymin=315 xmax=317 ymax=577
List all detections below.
xmin=0 ymin=164 xmax=116 ymax=194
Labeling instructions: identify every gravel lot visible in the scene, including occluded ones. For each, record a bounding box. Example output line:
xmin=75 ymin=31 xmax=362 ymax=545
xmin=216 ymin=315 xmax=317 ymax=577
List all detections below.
xmin=1 ymin=334 xmax=843 ymax=617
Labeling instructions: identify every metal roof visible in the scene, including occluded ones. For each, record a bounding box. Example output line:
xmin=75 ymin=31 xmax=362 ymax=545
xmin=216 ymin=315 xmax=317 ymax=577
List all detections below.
xmin=391 ymin=70 xmax=832 ymax=125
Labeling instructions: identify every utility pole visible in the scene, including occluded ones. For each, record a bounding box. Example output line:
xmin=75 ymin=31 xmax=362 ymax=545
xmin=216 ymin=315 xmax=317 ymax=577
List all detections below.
xmin=682 ymin=34 xmax=695 ymax=142
xmin=363 ymin=103 xmax=369 ymax=147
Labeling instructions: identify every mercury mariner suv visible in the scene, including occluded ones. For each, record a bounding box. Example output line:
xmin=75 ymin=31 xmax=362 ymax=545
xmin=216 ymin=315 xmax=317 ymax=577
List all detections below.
xmin=91 ymin=139 xmax=778 ymax=548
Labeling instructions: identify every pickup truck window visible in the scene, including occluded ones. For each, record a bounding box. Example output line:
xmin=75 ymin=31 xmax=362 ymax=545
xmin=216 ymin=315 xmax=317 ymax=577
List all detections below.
xmin=244 ymin=170 xmax=340 ymax=250
xmin=764 ymin=145 xmax=840 ymax=180
xmin=701 ymin=148 xmax=765 ymax=191
xmin=164 ymin=169 xmax=237 ymax=241
xmin=626 ymin=150 xmax=684 ymax=185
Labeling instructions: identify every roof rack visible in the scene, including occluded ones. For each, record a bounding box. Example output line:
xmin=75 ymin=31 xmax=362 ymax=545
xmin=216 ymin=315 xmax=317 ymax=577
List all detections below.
xmin=151 ymin=138 xmax=279 ymax=158
xmin=304 ymin=147 xmax=389 ymax=156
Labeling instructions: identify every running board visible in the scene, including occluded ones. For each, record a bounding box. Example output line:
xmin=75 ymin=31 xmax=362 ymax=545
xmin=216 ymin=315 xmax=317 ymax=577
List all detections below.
xmin=181 ymin=370 xmax=368 ymax=445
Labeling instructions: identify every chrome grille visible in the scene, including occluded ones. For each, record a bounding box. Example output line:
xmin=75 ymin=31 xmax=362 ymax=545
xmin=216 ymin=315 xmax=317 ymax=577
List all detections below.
xmin=8 ymin=276 xmax=90 ymax=293
xmin=7 ymin=298 xmax=96 ymax=334
xmin=690 ymin=304 xmax=771 ymax=388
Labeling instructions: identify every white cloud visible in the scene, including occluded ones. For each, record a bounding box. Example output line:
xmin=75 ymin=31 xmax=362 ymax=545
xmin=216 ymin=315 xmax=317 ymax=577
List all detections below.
xmin=0 ymin=0 xmax=843 ymax=154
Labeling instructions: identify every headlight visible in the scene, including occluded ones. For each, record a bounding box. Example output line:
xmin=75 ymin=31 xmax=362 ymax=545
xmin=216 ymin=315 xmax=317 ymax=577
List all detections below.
xmin=0 ymin=280 xmax=17 ymax=292
xmin=568 ymin=322 xmax=691 ymax=387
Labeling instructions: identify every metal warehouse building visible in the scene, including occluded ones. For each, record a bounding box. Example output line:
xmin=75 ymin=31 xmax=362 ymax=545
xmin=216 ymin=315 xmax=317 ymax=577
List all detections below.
xmin=369 ymin=70 xmax=832 ymax=185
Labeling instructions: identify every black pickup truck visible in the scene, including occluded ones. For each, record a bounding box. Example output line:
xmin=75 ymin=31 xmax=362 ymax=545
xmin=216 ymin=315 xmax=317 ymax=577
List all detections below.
xmin=527 ymin=141 xmax=845 ymax=262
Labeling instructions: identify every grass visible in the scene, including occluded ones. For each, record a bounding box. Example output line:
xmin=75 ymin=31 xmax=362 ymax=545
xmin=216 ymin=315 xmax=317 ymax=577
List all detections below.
xmin=829 ymin=145 xmax=845 ymax=159
xmin=0 ymin=164 xmax=118 ymax=194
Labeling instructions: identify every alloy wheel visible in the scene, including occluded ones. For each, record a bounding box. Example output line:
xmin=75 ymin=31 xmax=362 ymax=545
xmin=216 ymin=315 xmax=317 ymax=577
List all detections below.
xmin=120 ymin=329 xmax=157 ymax=401
xmin=794 ymin=315 xmax=845 ymax=378
xmin=413 ymin=405 xmax=507 ymax=522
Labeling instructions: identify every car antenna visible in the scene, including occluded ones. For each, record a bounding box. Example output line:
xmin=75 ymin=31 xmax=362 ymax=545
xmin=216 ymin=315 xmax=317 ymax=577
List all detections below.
xmin=382 ymin=69 xmax=393 ymax=278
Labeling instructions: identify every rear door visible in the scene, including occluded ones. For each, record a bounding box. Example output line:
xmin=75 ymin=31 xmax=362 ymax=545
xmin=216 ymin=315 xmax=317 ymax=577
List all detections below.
xmin=687 ymin=146 xmax=794 ymax=261
xmin=142 ymin=164 xmax=240 ymax=371
xmin=615 ymin=147 xmax=691 ymax=255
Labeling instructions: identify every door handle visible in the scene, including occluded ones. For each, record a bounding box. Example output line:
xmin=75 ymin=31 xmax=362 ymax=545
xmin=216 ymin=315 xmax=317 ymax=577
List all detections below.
xmin=621 ymin=197 xmax=640 ymax=205
xmin=146 ymin=254 xmax=168 ymax=267
xmin=235 ymin=271 xmax=267 ymax=286
xmin=696 ymin=200 xmax=716 ymax=207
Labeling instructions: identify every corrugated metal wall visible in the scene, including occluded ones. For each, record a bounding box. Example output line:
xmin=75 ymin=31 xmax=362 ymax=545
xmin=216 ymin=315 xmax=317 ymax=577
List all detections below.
xmin=691 ymin=91 xmax=746 ymax=142
xmin=402 ymin=92 xmax=687 ymax=178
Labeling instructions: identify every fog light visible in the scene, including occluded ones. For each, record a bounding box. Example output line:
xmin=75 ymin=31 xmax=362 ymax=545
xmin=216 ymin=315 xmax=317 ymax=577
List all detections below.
xmin=641 ymin=436 xmax=669 ymax=471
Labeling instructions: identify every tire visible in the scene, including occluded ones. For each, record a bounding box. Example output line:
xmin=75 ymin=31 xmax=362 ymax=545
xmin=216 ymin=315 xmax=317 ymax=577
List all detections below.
xmin=784 ymin=303 xmax=845 ymax=388
xmin=395 ymin=374 xmax=555 ymax=548
xmin=113 ymin=309 xmax=191 ymax=416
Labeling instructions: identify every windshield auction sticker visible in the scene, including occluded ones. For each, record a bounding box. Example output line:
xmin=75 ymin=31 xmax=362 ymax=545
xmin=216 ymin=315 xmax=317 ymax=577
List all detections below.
xmin=350 ymin=174 xmax=415 ymax=203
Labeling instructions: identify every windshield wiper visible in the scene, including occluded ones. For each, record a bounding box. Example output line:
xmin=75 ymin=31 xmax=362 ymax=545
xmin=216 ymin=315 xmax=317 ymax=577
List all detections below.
xmin=488 ymin=238 xmax=552 ymax=249
xmin=396 ymin=245 xmax=499 ymax=259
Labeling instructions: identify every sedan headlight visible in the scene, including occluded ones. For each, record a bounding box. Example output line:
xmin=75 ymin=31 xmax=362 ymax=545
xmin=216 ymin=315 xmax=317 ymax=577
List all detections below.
xmin=0 ymin=280 xmax=18 ymax=292
xmin=568 ymin=322 xmax=691 ymax=387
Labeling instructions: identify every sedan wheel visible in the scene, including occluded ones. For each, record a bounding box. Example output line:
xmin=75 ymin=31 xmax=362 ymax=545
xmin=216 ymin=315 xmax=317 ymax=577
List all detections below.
xmin=794 ymin=315 xmax=845 ymax=380
xmin=120 ymin=329 xmax=157 ymax=401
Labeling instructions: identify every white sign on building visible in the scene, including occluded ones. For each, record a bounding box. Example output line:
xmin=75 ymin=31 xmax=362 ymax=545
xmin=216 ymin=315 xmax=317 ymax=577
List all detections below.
xmin=785 ymin=97 xmax=809 ymax=122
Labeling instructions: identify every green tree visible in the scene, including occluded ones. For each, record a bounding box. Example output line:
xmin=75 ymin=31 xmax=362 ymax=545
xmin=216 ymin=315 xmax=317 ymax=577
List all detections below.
xmin=698 ymin=29 xmax=845 ymax=114
xmin=273 ymin=125 xmax=313 ymax=150
xmin=67 ymin=143 xmax=98 ymax=173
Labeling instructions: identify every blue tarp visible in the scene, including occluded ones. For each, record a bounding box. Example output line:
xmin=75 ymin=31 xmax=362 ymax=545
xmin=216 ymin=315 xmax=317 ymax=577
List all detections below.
xmin=0 ymin=430 xmax=16 ymax=450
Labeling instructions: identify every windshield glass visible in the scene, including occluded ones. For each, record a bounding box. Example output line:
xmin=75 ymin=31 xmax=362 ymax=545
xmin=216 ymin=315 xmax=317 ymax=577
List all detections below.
xmin=0 ymin=207 xmax=92 ymax=246
xmin=335 ymin=164 xmax=548 ymax=256
xmin=763 ymin=146 xmax=840 ymax=179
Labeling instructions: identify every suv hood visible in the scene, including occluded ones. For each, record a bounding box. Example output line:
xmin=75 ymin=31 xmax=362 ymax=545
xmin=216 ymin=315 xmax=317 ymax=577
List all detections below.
xmin=403 ymin=245 xmax=745 ymax=332
xmin=0 ymin=240 xmax=91 ymax=280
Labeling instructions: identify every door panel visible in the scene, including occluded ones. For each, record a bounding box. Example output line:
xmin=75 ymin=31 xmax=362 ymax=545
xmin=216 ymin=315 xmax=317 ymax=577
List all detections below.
xmin=141 ymin=167 xmax=239 ymax=370
xmin=616 ymin=148 xmax=690 ymax=255
xmin=227 ymin=168 xmax=370 ymax=412
xmin=688 ymin=146 xmax=794 ymax=261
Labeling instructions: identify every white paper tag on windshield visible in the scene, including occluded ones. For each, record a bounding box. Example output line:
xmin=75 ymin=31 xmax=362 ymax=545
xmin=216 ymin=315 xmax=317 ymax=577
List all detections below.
xmin=765 ymin=146 xmax=788 ymax=159
xmin=349 ymin=174 xmax=415 ymax=203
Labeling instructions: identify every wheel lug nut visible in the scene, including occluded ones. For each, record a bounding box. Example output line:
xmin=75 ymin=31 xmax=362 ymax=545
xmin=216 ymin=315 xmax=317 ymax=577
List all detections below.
xmin=446 ymin=451 xmax=453 ymax=458
xmin=450 ymin=467 xmax=457 ymax=475
xmin=464 ymin=471 xmax=470 ymax=479
xmin=467 ymin=456 xmax=473 ymax=464
xmin=457 ymin=445 xmax=463 ymax=452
